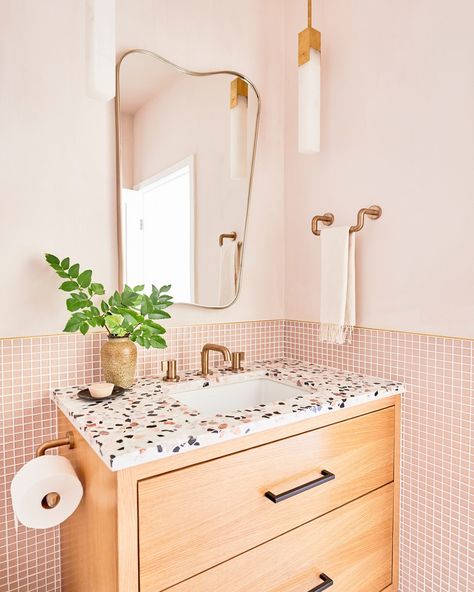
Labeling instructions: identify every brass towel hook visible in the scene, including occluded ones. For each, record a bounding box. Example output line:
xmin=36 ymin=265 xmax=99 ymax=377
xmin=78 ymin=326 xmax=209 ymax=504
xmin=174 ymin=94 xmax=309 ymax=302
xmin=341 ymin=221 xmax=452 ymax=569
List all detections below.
xmin=350 ymin=205 xmax=382 ymax=233
xmin=219 ymin=231 xmax=237 ymax=246
xmin=311 ymin=213 xmax=334 ymax=236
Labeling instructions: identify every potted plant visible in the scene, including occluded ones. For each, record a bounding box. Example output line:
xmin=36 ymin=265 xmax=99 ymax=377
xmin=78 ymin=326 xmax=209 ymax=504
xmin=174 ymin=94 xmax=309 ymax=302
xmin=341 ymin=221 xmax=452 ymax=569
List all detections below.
xmin=45 ymin=254 xmax=173 ymax=388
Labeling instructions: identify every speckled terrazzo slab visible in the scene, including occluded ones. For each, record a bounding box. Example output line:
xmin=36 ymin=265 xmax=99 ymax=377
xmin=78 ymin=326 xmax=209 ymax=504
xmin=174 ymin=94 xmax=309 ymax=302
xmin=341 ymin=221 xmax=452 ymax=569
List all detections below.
xmin=51 ymin=359 xmax=404 ymax=471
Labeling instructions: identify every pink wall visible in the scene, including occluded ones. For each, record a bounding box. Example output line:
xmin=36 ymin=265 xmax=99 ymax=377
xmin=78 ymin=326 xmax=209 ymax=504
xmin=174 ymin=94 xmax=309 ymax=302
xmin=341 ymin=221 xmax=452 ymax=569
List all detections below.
xmin=0 ymin=0 xmax=117 ymax=339
xmin=0 ymin=0 xmax=285 ymax=339
xmin=284 ymin=0 xmax=474 ymax=339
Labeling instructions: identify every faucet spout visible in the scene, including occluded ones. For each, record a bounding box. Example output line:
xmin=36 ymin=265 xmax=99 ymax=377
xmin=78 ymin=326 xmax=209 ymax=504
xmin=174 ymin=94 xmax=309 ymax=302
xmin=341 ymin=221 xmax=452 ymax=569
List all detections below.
xmin=200 ymin=343 xmax=231 ymax=376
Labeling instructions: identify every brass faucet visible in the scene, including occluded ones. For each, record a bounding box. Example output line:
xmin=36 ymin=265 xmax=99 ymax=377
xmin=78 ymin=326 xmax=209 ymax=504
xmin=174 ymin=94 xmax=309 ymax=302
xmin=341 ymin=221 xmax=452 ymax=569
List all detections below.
xmin=200 ymin=343 xmax=231 ymax=376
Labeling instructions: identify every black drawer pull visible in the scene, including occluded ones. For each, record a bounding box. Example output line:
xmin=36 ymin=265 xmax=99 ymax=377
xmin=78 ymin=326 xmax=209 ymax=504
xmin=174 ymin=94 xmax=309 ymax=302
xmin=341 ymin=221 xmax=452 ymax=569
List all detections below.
xmin=308 ymin=573 xmax=333 ymax=592
xmin=264 ymin=470 xmax=335 ymax=503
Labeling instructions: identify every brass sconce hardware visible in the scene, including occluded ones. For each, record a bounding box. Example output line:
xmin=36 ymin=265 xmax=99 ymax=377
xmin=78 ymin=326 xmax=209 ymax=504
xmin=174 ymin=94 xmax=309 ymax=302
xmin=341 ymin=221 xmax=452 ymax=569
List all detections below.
xmin=230 ymin=78 xmax=248 ymax=109
xmin=219 ymin=232 xmax=237 ymax=246
xmin=230 ymin=351 xmax=245 ymax=372
xmin=161 ymin=359 xmax=180 ymax=382
xmin=311 ymin=213 xmax=334 ymax=236
xmin=35 ymin=431 xmax=75 ymax=510
xmin=349 ymin=205 xmax=382 ymax=233
xmin=36 ymin=431 xmax=75 ymax=458
xmin=298 ymin=0 xmax=321 ymax=66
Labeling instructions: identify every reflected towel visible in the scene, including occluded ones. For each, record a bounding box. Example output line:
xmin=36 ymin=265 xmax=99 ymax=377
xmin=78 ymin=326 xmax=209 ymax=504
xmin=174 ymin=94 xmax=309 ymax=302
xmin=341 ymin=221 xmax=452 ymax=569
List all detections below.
xmin=218 ymin=240 xmax=237 ymax=305
xmin=319 ymin=226 xmax=355 ymax=344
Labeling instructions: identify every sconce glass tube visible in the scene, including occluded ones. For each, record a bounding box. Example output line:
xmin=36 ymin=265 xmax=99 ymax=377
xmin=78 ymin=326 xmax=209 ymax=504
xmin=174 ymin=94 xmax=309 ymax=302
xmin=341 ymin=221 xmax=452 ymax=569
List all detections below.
xmin=298 ymin=2 xmax=321 ymax=154
xmin=230 ymin=78 xmax=248 ymax=180
xmin=85 ymin=0 xmax=116 ymax=101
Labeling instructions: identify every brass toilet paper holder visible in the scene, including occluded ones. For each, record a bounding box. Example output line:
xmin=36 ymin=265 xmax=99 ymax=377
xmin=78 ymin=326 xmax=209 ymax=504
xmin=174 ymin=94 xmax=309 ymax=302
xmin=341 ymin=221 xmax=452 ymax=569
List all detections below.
xmin=36 ymin=431 xmax=75 ymax=509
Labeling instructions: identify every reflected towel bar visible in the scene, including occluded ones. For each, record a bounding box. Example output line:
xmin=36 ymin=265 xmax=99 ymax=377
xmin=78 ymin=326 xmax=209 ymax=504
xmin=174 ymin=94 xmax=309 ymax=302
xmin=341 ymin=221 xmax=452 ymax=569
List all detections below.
xmin=235 ymin=241 xmax=243 ymax=288
xmin=219 ymin=231 xmax=237 ymax=246
xmin=311 ymin=205 xmax=382 ymax=236
xmin=219 ymin=232 xmax=242 ymax=289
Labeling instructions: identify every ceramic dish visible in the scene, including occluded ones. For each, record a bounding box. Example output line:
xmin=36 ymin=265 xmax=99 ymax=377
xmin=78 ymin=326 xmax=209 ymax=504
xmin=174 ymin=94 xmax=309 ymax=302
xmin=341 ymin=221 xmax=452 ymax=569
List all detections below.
xmin=77 ymin=386 xmax=125 ymax=402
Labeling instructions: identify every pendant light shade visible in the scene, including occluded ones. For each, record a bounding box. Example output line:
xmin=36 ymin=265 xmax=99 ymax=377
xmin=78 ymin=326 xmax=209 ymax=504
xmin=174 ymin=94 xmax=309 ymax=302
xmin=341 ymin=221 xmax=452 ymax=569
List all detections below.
xmin=230 ymin=78 xmax=248 ymax=180
xmin=298 ymin=47 xmax=320 ymax=153
xmin=298 ymin=1 xmax=321 ymax=154
xmin=85 ymin=0 xmax=116 ymax=101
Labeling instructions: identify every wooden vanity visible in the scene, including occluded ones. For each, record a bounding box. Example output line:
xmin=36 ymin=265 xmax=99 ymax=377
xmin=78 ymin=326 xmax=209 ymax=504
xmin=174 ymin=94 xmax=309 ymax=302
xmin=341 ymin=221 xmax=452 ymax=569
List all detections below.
xmin=59 ymin=394 xmax=400 ymax=592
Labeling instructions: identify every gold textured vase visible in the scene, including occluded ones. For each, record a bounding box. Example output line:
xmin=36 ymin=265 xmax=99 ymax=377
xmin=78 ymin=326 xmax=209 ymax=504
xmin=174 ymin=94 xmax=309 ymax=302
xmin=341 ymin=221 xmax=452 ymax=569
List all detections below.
xmin=101 ymin=336 xmax=137 ymax=388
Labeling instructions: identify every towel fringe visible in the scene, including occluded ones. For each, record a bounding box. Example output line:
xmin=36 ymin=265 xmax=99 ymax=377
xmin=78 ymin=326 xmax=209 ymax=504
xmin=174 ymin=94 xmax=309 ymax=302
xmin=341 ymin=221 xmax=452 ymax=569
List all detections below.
xmin=319 ymin=323 xmax=353 ymax=345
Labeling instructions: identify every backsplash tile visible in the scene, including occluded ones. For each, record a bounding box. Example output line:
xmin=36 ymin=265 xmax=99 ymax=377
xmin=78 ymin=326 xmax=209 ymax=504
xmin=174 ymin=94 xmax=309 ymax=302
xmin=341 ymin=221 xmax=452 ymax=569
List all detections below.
xmin=0 ymin=321 xmax=284 ymax=591
xmin=1 ymin=319 xmax=472 ymax=591
xmin=286 ymin=320 xmax=474 ymax=592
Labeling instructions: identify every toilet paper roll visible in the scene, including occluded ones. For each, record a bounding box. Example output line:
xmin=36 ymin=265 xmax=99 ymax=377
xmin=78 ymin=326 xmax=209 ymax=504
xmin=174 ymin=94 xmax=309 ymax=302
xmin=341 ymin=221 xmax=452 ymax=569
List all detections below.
xmin=11 ymin=455 xmax=83 ymax=529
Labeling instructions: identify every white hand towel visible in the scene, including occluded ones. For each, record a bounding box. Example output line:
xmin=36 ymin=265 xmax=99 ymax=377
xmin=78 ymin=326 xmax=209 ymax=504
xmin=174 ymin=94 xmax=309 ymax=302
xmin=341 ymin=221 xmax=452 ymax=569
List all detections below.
xmin=319 ymin=226 xmax=355 ymax=344
xmin=218 ymin=240 xmax=237 ymax=305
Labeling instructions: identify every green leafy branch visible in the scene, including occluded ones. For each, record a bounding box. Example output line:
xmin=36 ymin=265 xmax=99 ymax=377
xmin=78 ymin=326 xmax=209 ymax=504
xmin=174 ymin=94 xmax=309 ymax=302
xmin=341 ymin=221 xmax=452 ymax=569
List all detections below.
xmin=45 ymin=254 xmax=173 ymax=349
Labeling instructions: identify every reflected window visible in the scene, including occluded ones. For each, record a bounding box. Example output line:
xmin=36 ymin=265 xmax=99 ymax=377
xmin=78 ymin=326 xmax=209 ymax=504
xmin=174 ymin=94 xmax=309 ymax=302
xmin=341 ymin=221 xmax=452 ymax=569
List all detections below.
xmin=122 ymin=156 xmax=194 ymax=301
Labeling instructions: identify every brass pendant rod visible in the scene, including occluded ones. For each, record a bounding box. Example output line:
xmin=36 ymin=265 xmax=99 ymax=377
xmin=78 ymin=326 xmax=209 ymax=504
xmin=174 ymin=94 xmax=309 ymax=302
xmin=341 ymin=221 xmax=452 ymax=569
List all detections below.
xmin=299 ymin=0 xmax=321 ymax=66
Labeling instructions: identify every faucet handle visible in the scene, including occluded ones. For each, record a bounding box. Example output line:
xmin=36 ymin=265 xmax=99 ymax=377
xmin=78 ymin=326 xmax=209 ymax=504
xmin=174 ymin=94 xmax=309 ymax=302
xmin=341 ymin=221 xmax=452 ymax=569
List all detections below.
xmin=230 ymin=351 xmax=245 ymax=372
xmin=161 ymin=359 xmax=180 ymax=382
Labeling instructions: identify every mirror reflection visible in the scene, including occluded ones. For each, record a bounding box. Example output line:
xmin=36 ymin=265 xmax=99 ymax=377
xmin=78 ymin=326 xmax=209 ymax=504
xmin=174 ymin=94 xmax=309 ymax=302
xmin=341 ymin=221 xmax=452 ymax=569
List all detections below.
xmin=116 ymin=51 xmax=259 ymax=307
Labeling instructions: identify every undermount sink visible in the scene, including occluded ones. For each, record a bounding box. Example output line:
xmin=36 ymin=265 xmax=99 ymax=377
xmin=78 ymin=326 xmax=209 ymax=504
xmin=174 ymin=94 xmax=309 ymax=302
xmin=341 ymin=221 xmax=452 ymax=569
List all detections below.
xmin=174 ymin=377 xmax=306 ymax=416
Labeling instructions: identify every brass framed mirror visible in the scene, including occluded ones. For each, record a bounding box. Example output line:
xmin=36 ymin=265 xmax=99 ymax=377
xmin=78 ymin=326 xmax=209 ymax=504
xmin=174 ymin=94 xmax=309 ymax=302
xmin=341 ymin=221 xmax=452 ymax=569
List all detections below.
xmin=115 ymin=50 xmax=260 ymax=308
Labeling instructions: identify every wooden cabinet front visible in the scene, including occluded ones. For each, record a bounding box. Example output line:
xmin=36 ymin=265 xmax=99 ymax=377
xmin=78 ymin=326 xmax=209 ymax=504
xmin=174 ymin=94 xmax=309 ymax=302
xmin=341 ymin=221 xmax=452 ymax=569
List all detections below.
xmin=162 ymin=484 xmax=394 ymax=592
xmin=138 ymin=408 xmax=395 ymax=592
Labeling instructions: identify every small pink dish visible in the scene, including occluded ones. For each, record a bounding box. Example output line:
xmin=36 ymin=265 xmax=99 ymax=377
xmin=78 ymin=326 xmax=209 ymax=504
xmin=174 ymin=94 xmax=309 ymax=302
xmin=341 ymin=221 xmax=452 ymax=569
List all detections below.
xmin=88 ymin=382 xmax=115 ymax=399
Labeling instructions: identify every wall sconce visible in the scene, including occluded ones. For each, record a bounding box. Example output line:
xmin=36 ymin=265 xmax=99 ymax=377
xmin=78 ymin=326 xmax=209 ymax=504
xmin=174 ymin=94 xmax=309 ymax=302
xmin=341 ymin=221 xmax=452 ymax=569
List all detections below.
xmin=85 ymin=0 xmax=116 ymax=101
xmin=298 ymin=0 xmax=321 ymax=153
xmin=230 ymin=77 xmax=248 ymax=180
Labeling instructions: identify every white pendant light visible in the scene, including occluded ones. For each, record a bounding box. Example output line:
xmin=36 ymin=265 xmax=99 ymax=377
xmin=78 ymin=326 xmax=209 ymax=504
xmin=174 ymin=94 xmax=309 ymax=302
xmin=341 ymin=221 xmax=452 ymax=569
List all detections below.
xmin=298 ymin=0 xmax=321 ymax=153
xmin=85 ymin=0 xmax=116 ymax=101
xmin=230 ymin=77 xmax=248 ymax=180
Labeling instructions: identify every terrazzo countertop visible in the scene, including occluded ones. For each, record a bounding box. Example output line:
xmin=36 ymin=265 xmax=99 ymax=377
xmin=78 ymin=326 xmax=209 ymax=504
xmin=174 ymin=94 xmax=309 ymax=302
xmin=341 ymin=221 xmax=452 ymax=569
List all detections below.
xmin=51 ymin=359 xmax=404 ymax=471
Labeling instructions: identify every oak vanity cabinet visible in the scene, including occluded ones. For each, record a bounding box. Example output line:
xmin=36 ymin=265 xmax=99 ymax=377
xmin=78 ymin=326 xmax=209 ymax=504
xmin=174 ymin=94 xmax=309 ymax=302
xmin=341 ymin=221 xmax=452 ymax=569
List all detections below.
xmin=59 ymin=396 xmax=400 ymax=592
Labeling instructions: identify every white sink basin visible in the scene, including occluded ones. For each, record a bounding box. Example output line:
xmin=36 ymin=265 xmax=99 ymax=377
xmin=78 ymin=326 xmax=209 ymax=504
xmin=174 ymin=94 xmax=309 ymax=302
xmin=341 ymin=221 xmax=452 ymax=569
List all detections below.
xmin=174 ymin=378 xmax=306 ymax=416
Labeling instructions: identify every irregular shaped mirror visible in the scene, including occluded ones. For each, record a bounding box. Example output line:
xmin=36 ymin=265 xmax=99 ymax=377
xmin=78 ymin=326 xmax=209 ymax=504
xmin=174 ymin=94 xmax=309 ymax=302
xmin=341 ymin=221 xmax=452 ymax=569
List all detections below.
xmin=116 ymin=50 xmax=260 ymax=307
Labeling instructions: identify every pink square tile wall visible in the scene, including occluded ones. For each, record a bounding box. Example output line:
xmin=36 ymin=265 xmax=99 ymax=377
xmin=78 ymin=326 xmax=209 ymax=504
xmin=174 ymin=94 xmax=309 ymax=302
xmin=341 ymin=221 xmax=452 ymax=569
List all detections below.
xmin=1 ymin=319 xmax=473 ymax=591
xmin=0 ymin=333 xmax=104 ymax=592
xmin=286 ymin=320 xmax=474 ymax=592
xmin=0 ymin=321 xmax=284 ymax=592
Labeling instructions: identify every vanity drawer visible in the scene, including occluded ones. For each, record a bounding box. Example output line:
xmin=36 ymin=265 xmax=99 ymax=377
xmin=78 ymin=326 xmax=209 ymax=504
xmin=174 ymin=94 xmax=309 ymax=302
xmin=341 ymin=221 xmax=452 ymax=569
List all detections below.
xmin=166 ymin=484 xmax=394 ymax=592
xmin=139 ymin=407 xmax=395 ymax=592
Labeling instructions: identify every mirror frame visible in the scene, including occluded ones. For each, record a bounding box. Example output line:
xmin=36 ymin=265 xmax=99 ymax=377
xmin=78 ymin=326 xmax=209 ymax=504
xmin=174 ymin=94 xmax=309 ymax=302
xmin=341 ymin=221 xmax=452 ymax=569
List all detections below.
xmin=115 ymin=49 xmax=261 ymax=309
